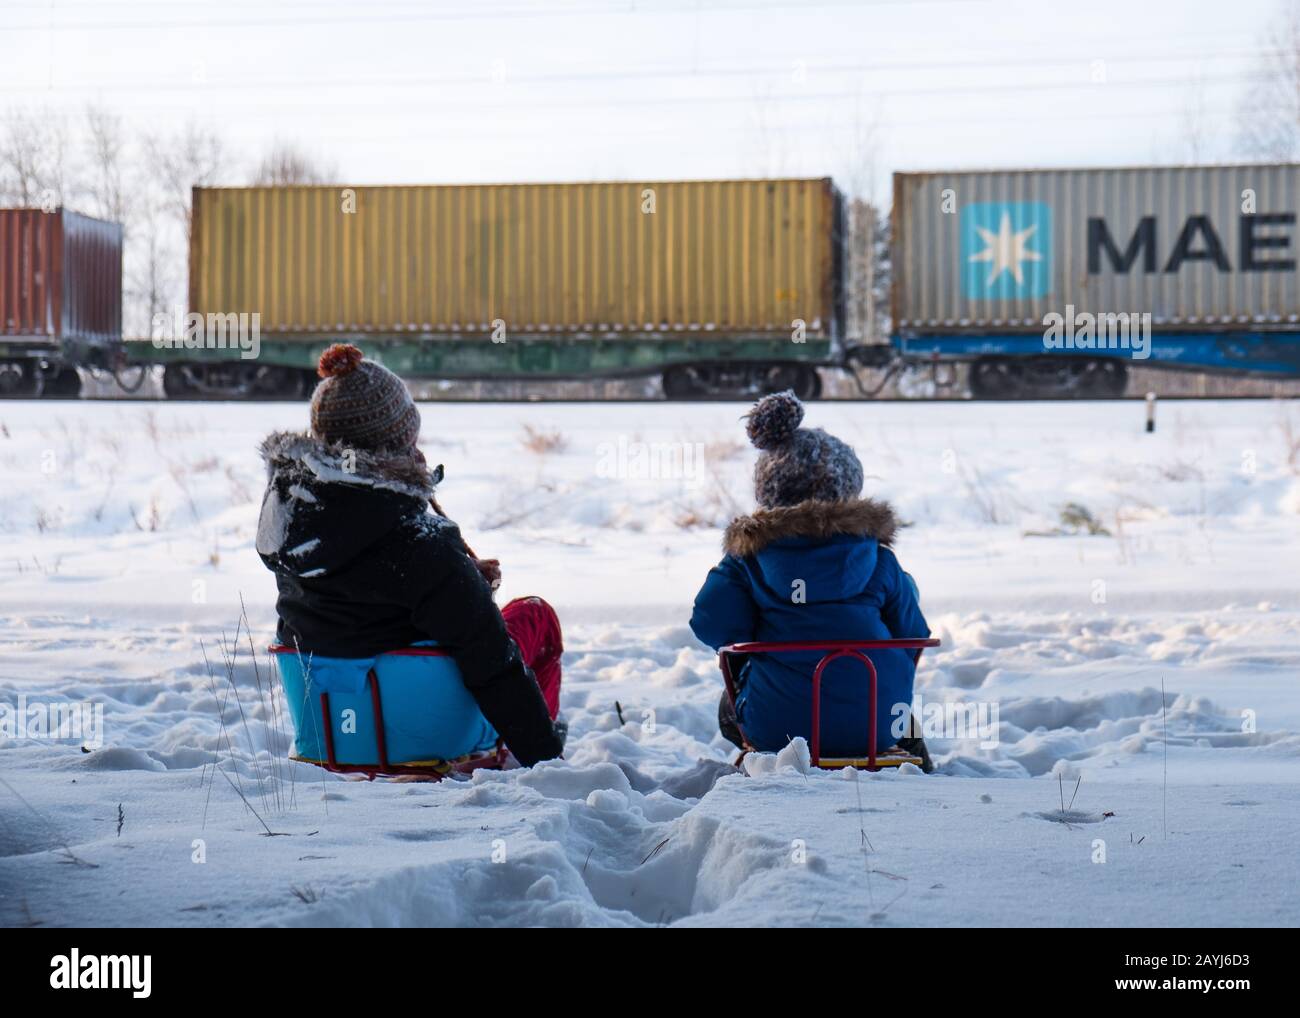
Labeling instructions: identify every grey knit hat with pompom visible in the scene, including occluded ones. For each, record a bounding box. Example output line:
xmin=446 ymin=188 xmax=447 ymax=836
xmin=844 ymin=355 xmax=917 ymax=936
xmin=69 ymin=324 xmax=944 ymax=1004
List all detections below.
xmin=746 ymin=391 xmax=863 ymax=508
xmin=310 ymin=343 xmax=421 ymax=452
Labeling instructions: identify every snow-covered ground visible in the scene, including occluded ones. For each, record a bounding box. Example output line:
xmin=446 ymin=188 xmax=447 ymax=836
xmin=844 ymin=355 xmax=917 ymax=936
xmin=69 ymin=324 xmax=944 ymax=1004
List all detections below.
xmin=2 ymin=398 xmax=1299 ymax=927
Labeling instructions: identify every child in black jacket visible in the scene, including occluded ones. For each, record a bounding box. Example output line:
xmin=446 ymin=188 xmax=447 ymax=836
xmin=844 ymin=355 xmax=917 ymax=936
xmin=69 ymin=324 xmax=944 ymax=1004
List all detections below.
xmin=256 ymin=344 xmax=563 ymax=766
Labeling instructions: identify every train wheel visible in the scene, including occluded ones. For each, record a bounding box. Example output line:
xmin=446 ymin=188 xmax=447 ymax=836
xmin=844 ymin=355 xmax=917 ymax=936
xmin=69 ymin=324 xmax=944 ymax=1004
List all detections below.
xmin=1079 ymin=359 xmax=1128 ymax=398
xmin=662 ymin=364 xmax=702 ymax=400
xmin=761 ymin=363 xmax=821 ymax=400
xmin=163 ymin=365 xmax=198 ymax=398
xmin=251 ymin=366 xmax=312 ymax=398
xmin=0 ymin=362 xmax=42 ymax=398
xmin=969 ymin=358 xmax=1024 ymax=399
xmin=42 ymin=367 xmax=83 ymax=398
xmin=662 ymin=362 xmax=820 ymax=401
xmin=164 ymin=363 xmax=308 ymax=399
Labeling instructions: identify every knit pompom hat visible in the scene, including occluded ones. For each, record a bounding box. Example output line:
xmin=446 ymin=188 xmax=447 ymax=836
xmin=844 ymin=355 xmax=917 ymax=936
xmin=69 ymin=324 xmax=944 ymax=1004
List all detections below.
xmin=310 ymin=344 xmax=421 ymax=452
xmin=746 ymin=390 xmax=864 ymax=508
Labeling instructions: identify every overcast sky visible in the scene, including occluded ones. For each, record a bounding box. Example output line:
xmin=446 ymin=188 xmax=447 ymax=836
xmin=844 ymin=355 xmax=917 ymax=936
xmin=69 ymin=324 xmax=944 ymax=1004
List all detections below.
xmin=0 ymin=0 xmax=1287 ymax=202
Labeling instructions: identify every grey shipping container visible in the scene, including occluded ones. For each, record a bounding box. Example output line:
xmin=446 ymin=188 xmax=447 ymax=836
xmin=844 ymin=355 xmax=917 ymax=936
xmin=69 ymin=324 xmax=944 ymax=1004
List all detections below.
xmin=892 ymin=164 xmax=1300 ymax=331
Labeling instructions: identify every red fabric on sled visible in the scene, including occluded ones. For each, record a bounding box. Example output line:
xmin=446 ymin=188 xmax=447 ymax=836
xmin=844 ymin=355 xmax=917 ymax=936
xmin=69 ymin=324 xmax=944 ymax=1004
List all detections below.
xmin=502 ymin=596 xmax=563 ymax=720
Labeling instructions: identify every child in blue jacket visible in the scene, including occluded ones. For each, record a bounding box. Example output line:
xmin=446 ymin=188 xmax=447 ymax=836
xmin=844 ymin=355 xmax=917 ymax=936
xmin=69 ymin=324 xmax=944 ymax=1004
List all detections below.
xmin=689 ymin=391 xmax=932 ymax=769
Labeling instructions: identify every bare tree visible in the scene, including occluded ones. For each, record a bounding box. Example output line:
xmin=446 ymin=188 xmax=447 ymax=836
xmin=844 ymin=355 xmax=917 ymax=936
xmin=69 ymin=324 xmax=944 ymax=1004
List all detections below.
xmin=1179 ymin=75 xmax=1210 ymax=164
xmin=144 ymin=121 xmax=226 ymax=245
xmin=124 ymin=191 xmax=173 ymax=338
xmin=128 ymin=121 xmax=227 ymax=335
xmin=747 ymin=88 xmax=791 ymax=177
xmin=1238 ymin=1 xmax=1300 ymax=160
xmin=83 ymin=105 xmax=132 ymax=226
xmin=836 ymin=99 xmax=880 ymax=207
xmin=82 ymin=106 xmax=159 ymax=336
xmin=0 ymin=107 xmax=68 ymax=207
xmin=845 ymin=199 xmax=881 ymax=344
xmin=835 ymin=102 xmax=889 ymax=345
xmin=251 ymin=140 xmax=335 ymax=186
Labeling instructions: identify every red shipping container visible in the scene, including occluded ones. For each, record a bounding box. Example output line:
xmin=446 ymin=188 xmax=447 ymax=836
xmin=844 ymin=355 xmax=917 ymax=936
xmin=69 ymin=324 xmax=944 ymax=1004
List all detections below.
xmin=0 ymin=207 xmax=122 ymax=354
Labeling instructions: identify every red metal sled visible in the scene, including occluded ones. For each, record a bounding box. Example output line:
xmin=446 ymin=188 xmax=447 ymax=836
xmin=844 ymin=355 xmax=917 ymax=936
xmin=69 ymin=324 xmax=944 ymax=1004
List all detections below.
xmin=717 ymin=638 xmax=940 ymax=771
xmin=268 ymin=644 xmax=507 ymax=781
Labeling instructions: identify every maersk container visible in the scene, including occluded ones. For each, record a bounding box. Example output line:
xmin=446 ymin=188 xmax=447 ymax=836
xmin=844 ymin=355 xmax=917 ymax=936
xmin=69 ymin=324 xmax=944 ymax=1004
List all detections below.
xmin=170 ymin=179 xmax=841 ymax=396
xmin=889 ymin=165 xmax=1300 ymax=384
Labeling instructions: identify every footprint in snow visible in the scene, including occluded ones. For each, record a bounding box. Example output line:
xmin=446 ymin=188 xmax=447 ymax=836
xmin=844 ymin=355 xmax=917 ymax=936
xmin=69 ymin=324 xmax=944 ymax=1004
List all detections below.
xmin=385 ymin=829 xmax=460 ymax=843
xmin=1031 ymin=809 xmax=1108 ymax=825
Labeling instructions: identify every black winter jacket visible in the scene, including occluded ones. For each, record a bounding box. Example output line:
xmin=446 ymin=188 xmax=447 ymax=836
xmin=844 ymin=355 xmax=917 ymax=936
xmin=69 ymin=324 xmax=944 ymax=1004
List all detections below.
xmin=255 ymin=431 xmax=562 ymax=766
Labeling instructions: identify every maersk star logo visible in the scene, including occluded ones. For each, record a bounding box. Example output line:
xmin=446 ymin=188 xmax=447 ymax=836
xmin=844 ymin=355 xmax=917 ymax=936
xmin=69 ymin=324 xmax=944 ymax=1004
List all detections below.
xmin=960 ymin=201 xmax=1052 ymax=299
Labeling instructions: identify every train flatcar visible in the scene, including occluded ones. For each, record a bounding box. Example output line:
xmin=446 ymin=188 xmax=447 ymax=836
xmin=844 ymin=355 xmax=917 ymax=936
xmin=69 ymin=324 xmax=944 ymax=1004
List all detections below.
xmin=145 ymin=178 xmax=844 ymax=400
xmin=889 ymin=164 xmax=1300 ymax=398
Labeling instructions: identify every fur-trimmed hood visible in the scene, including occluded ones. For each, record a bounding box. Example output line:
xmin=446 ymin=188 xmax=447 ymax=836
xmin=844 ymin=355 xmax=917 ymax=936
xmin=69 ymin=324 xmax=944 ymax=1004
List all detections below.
xmin=258 ymin=430 xmax=439 ymax=500
xmin=691 ymin=493 xmax=928 ymax=756
xmin=256 ymin=430 xmax=442 ymax=579
xmin=723 ymin=497 xmax=899 ymax=558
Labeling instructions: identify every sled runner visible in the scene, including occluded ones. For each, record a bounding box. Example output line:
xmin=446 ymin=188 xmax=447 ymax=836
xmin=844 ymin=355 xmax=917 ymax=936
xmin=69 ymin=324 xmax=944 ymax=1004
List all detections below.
xmin=269 ymin=644 xmax=505 ymax=780
xmin=718 ymin=638 xmax=941 ymax=771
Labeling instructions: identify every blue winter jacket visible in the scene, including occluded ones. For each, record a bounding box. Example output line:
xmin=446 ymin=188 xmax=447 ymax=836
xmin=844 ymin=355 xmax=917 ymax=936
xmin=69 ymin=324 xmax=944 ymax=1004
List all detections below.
xmin=690 ymin=498 xmax=929 ymax=757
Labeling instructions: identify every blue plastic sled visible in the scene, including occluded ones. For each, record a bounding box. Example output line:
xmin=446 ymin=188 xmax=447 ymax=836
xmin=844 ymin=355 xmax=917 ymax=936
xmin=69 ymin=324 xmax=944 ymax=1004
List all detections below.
xmin=270 ymin=644 xmax=503 ymax=780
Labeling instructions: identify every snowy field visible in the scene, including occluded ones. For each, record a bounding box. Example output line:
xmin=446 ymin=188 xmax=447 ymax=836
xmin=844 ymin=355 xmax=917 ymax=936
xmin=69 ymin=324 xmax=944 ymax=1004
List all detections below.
xmin=2 ymin=398 xmax=1300 ymax=927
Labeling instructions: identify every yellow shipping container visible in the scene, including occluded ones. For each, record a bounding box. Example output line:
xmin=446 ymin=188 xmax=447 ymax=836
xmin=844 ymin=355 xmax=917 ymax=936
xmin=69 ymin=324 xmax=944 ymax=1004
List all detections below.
xmin=189 ymin=179 xmax=840 ymax=338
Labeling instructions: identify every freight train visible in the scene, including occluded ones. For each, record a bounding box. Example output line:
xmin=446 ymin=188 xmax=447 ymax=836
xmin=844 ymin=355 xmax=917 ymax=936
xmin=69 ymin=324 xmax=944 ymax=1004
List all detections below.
xmin=5 ymin=166 xmax=1300 ymax=400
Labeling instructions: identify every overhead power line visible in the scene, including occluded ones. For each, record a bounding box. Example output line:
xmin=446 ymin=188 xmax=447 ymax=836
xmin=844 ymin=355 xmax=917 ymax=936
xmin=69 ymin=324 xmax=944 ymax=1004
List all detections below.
xmin=2 ymin=0 xmax=979 ymax=32
xmin=0 ymin=42 xmax=1270 ymax=95
xmin=2 ymin=66 xmax=1278 ymax=115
